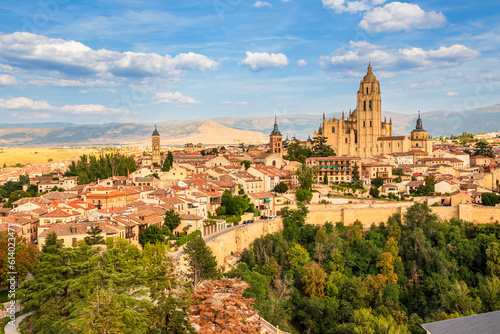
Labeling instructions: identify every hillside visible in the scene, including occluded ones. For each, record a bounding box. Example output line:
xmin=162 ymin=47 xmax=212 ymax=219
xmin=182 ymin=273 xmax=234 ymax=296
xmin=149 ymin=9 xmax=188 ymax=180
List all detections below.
xmin=1 ymin=104 xmax=499 ymax=147
xmin=0 ymin=120 xmax=269 ymax=147
xmin=213 ymin=104 xmax=500 ymax=138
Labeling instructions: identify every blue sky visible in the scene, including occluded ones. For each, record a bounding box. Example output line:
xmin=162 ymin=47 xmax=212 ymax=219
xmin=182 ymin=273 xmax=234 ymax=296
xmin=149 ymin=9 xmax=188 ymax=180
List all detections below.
xmin=0 ymin=0 xmax=498 ymax=124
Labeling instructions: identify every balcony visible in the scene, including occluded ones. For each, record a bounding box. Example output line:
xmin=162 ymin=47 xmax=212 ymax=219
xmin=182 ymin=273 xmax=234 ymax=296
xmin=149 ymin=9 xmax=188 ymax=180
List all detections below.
xmin=125 ymin=232 xmax=136 ymax=238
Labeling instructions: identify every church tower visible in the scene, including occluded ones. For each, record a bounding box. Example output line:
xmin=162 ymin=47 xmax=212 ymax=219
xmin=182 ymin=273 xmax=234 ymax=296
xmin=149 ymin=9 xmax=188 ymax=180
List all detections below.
xmin=269 ymin=116 xmax=283 ymax=158
xmin=356 ymin=63 xmax=383 ymax=156
xmin=152 ymin=125 xmax=161 ymax=166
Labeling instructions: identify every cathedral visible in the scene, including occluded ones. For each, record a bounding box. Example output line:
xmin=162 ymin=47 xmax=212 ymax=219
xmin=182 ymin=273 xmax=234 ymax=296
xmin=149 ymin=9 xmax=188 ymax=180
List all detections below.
xmin=314 ymin=63 xmax=433 ymax=158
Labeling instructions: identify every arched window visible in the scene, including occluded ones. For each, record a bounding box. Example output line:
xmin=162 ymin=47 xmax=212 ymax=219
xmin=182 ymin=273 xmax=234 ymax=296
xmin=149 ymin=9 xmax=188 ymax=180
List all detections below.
xmin=345 ymin=138 xmax=348 ymax=143
xmin=272 ymin=160 xmax=276 ymax=166
xmin=332 ymin=126 xmax=335 ymax=133
xmin=363 ymin=101 xmax=366 ymax=111
xmin=369 ymin=101 xmax=372 ymax=110
xmin=363 ymin=121 xmax=365 ymax=127
xmin=370 ymin=121 xmax=372 ymax=127
xmin=366 ymin=87 xmax=368 ymax=94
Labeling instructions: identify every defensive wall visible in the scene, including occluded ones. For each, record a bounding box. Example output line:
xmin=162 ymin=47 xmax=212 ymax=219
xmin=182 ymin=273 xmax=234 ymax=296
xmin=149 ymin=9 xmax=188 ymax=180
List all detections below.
xmin=173 ymin=204 xmax=500 ymax=271
xmin=305 ymin=203 xmax=500 ymax=227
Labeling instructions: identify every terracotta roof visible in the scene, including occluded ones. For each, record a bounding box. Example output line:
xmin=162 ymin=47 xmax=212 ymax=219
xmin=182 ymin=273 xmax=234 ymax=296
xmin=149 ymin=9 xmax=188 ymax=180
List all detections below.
xmin=38 ymin=221 xmax=121 ymax=238
xmin=41 ymin=208 xmax=80 ymax=218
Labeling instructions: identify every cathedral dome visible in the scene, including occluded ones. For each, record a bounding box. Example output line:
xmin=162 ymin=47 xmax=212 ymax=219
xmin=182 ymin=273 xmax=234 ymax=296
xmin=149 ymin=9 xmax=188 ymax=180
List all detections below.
xmin=412 ymin=111 xmax=427 ymax=133
xmin=363 ymin=62 xmax=377 ymax=82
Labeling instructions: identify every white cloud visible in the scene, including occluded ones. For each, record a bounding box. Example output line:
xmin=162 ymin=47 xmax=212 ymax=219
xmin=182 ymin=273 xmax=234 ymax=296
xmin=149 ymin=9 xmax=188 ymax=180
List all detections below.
xmin=297 ymin=59 xmax=307 ymax=67
xmin=320 ymin=40 xmax=480 ymax=72
xmin=240 ymin=51 xmax=288 ymax=71
xmin=0 ymin=32 xmax=218 ymax=79
xmin=322 ymin=0 xmax=386 ymax=14
xmin=254 ymin=1 xmax=272 ymax=8
xmin=405 ymin=81 xmax=442 ymax=89
xmin=151 ymin=91 xmax=200 ymax=104
xmin=0 ymin=74 xmax=18 ymax=86
xmin=447 ymin=91 xmax=459 ymax=96
xmin=221 ymin=101 xmax=249 ymax=106
xmin=0 ymin=97 xmax=131 ymax=115
xmin=11 ymin=112 xmax=52 ymax=119
xmin=359 ymin=2 xmax=446 ymax=32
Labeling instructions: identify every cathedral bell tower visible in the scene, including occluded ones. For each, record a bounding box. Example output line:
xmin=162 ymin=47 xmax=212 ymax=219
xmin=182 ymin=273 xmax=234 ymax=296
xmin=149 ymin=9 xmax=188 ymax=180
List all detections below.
xmin=356 ymin=63 xmax=383 ymax=155
xmin=152 ymin=125 xmax=161 ymax=166
xmin=269 ymin=116 xmax=283 ymax=159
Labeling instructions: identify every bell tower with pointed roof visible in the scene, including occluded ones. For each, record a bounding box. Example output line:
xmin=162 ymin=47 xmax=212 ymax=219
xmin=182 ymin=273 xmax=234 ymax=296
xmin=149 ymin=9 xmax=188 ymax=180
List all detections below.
xmin=269 ymin=116 xmax=283 ymax=159
xmin=152 ymin=125 xmax=161 ymax=166
xmin=356 ymin=62 xmax=384 ymax=156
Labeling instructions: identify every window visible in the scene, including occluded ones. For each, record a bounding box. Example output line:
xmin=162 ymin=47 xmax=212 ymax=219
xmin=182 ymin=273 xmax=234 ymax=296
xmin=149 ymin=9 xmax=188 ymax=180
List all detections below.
xmin=332 ymin=126 xmax=335 ymax=133
xmin=369 ymin=101 xmax=372 ymax=110
xmin=366 ymin=87 xmax=368 ymax=94
xmin=364 ymin=101 xmax=366 ymax=111
xmin=363 ymin=121 xmax=366 ymax=127
xmin=370 ymin=120 xmax=372 ymax=127
xmin=345 ymin=138 xmax=348 ymax=144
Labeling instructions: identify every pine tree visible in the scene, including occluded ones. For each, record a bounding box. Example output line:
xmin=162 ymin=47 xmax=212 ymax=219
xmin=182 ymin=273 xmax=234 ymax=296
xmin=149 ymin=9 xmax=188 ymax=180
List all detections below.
xmin=143 ymin=243 xmax=195 ymax=334
xmin=184 ymin=236 xmax=219 ymax=286
xmin=85 ymin=225 xmax=105 ymax=245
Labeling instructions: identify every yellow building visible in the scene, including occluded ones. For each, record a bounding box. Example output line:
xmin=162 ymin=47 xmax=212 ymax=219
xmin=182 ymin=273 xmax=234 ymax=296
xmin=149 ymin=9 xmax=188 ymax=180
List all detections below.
xmin=314 ymin=63 xmax=433 ymax=157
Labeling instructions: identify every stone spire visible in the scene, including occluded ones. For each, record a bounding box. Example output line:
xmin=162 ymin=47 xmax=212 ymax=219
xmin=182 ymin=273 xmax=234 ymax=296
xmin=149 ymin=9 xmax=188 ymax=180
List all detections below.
xmin=270 ymin=115 xmax=282 ymax=136
xmin=416 ymin=111 xmax=423 ymax=130
xmin=363 ymin=62 xmax=377 ymax=82
xmin=152 ymin=125 xmax=160 ymax=136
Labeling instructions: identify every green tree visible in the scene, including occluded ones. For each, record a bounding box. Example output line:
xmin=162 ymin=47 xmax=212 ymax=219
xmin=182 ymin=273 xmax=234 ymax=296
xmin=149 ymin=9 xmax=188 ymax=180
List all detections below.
xmin=143 ymin=243 xmax=195 ymax=334
xmin=163 ymin=209 xmax=181 ymax=231
xmin=486 ymin=242 xmax=500 ymax=277
xmin=370 ymin=187 xmax=380 ymax=198
xmin=474 ymin=140 xmax=495 ymax=158
xmin=352 ymin=163 xmax=360 ymax=183
xmin=287 ymin=243 xmax=310 ymax=276
xmin=274 ymin=182 xmax=288 ymax=193
xmin=286 ymin=140 xmax=313 ymax=162
xmin=323 ymin=174 xmax=329 ymax=185
xmin=221 ymin=190 xmax=250 ymax=216
xmin=297 ymin=162 xmax=319 ymax=190
xmin=371 ymin=177 xmax=384 ymax=189
xmin=296 ymin=188 xmax=313 ymax=203
xmin=301 ymin=261 xmax=328 ymax=298
xmin=85 ymin=225 xmax=105 ymax=245
xmin=393 ymin=168 xmax=405 ymax=176
xmin=184 ymin=236 xmax=219 ymax=286
xmin=240 ymin=160 xmax=251 ymax=170
xmin=139 ymin=225 xmax=165 ymax=247
xmin=312 ymin=136 xmax=336 ymax=157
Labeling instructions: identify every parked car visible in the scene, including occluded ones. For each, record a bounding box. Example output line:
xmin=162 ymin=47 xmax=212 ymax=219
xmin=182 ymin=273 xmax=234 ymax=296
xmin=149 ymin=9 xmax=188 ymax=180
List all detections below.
xmin=269 ymin=214 xmax=276 ymax=219
xmin=260 ymin=215 xmax=268 ymax=220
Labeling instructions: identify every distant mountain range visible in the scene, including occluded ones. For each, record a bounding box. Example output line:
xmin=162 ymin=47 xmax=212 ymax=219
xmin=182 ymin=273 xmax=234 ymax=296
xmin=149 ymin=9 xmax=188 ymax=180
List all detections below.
xmin=1 ymin=105 xmax=499 ymax=147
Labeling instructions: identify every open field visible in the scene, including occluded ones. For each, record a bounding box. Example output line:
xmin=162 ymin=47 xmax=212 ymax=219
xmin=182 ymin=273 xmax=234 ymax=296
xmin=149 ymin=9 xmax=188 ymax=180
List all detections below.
xmin=0 ymin=148 xmax=101 ymax=166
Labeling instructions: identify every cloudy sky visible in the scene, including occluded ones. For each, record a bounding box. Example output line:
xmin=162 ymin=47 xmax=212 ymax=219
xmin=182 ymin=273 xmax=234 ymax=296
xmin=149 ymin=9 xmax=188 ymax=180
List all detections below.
xmin=0 ymin=0 xmax=498 ymax=124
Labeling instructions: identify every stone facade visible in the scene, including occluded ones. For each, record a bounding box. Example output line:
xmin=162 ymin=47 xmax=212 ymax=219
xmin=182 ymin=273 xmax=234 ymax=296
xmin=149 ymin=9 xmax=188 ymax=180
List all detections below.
xmin=314 ymin=64 xmax=433 ymax=157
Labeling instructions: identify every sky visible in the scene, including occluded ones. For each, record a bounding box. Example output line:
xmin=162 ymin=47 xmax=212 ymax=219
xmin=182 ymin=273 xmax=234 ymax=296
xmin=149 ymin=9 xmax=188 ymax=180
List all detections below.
xmin=0 ymin=0 xmax=499 ymax=124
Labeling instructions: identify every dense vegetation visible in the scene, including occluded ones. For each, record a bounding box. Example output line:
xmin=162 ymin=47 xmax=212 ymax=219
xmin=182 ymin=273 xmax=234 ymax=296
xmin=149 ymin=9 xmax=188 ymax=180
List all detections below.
xmin=286 ymin=136 xmax=336 ymax=162
xmin=64 ymin=152 xmax=137 ymax=184
xmin=17 ymin=233 xmax=206 ymax=334
xmin=228 ymin=203 xmax=500 ymax=333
